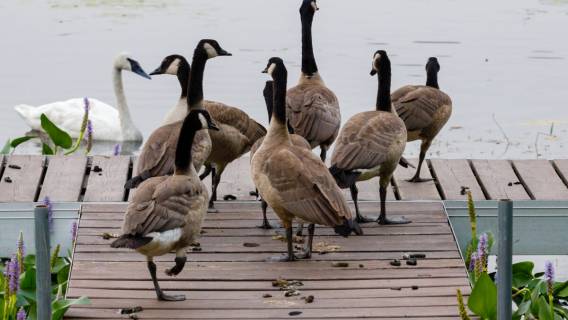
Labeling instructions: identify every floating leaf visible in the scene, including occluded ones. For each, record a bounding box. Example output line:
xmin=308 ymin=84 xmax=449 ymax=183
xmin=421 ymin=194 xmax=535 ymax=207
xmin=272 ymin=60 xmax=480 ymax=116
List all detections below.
xmin=1 ymin=139 xmax=12 ymax=154
xmin=468 ymin=272 xmax=497 ymax=320
xmin=40 ymin=114 xmax=72 ymax=149
xmin=10 ymin=136 xmax=36 ymax=149
xmin=512 ymin=261 xmax=534 ymax=288
xmin=537 ymin=296 xmax=554 ymax=320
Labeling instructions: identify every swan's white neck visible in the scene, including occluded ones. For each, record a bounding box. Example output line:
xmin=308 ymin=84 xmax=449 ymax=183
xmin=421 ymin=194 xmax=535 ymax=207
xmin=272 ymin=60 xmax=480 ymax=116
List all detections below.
xmin=113 ymin=67 xmax=142 ymax=141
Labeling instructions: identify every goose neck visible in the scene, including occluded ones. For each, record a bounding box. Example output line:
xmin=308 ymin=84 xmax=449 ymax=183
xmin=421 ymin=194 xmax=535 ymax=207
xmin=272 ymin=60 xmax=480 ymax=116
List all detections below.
xmin=187 ymin=51 xmax=207 ymax=110
xmin=174 ymin=116 xmax=198 ymax=176
xmin=426 ymin=69 xmax=439 ymax=89
xmin=301 ymin=13 xmax=318 ymax=76
xmin=267 ymin=73 xmax=290 ymax=142
xmin=376 ymin=68 xmax=392 ymax=112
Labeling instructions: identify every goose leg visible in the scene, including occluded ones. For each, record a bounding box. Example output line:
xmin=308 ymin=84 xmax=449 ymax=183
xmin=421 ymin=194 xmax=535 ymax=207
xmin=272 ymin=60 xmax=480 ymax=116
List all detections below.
xmin=165 ymin=250 xmax=187 ymax=276
xmin=148 ymin=259 xmax=185 ymax=301
xmin=257 ymin=199 xmax=274 ymax=229
xmin=267 ymin=226 xmax=297 ymax=262
xmin=295 ymin=223 xmax=304 ymax=237
xmin=296 ymin=224 xmax=315 ymax=259
xmin=377 ymin=178 xmax=411 ymax=225
xmin=408 ymin=140 xmax=433 ymax=183
xmin=351 ymin=184 xmax=373 ymax=223
xmin=319 ymin=146 xmax=328 ymax=163
xmin=199 ymin=164 xmax=213 ymax=180
xmin=208 ymin=166 xmax=221 ymax=213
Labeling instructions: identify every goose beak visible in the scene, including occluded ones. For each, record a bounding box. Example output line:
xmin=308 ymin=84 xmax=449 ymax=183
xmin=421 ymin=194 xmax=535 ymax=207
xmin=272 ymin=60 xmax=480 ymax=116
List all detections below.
xmin=370 ymin=69 xmax=377 ymax=76
xmin=261 ymin=68 xmax=268 ymax=73
xmin=209 ymin=121 xmax=220 ymax=131
xmin=149 ymin=67 xmax=163 ymax=76
xmin=218 ymin=49 xmax=232 ymax=56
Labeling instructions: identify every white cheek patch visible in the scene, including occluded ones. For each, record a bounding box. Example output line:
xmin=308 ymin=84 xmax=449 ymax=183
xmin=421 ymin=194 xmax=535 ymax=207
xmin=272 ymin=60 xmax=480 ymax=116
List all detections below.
xmin=165 ymin=58 xmax=180 ymax=75
xmin=203 ymin=43 xmax=218 ymax=58
xmin=372 ymin=53 xmax=381 ymax=70
xmin=311 ymin=2 xmax=318 ymax=10
xmin=198 ymin=113 xmax=209 ymax=128
xmin=267 ymin=63 xmax=276 ymax=75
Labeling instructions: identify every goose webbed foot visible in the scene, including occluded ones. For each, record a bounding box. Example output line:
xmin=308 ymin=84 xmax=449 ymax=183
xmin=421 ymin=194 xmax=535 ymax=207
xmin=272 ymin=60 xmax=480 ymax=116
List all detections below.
xmin=257 ymin=219 xmax=274 ymax=229
xmin=377 ymin=215 xmax=411 ymax=225
xmin=165 ymin=256 xmax=187 ymax=276
xmin=266 ymin=226 xmax=303 ymax=262
xmin=407 ymin=176 xmax=433 ymax=183
xmin=207 ymin=201 xmax=219 ymax=213
xmin=257 ymin=200 xmax=273 ymax=229
xmin=158 ymin=292 xmax=186 ymax=301
xmin=356 ymin=214 xmax=375 ymax=224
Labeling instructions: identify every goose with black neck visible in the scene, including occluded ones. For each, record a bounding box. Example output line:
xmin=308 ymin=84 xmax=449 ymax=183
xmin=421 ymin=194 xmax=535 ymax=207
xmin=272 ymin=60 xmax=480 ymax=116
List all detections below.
xmin=286 ymin=0 xmax=341 ymax=163
xmin=150 ymin=54 xmax=266 ymax=212
xmin=250 ymin=80 xmax=310 ymax=229
xmin=330 ymin=50 xmax=410 ymax=225
xmin=391 ymin=57 xmax=453 ymax=183
xmin=111 ymin=109 xmax=218 ymax=301
xmin=125 ymin=40 xmax=231 ymax=189
xmin=251 ymin=57 xmax=361 ymax=262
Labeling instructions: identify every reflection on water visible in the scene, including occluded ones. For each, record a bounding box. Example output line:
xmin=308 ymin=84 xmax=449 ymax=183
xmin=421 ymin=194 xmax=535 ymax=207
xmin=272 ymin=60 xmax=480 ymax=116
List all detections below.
xmin=1 ymin=0 xmax=568 ymax=158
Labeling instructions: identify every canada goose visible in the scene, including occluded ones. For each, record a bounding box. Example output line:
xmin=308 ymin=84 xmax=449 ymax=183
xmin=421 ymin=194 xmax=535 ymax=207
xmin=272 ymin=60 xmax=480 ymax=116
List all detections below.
xmin=251 ymin=57 xmax=361 ymax=261
xmin=150 ymin=54 xmax=266 ymax=211
xmin=125 ymin=40 xmax=231 ymax=189
xmin=329 ymin=50 xmax=410 ymax=225
xmin=250 ymin=80 xmax=310 ymax=229
xmin=14 ymin=53 xmax=150 ymax=141
xmin=111 ymin=109 xmax=219 ymax=301
xmin=392 ymin=57 xmax=452 ymax=182
xmin=286 ymin=0 xmax=341 ymax=162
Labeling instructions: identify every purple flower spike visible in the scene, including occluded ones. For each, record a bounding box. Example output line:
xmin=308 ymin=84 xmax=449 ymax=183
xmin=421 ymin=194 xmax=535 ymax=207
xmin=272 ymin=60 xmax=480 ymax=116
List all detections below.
xmin=43 ymin=196 xmax=53 ymax=232
xmin=468 ymin=252 xmax=478 ymax=272
xmin=17 ymin=307 xmax=26 ymax=320
xmin=545 ymin=260 xmax=555 ymax=295
xmin=8 ymin=255 xmax=20 ymax=294
xmin=113 ymin=143 xmax=121 ymax=156
xmin=477 ymin=233 xmax=488 ymax=270
xmin=86 ymin=120 xmax=93 ymax=140
xmin=71 ymin=221 xmax=78 ymax=243
xmin=83 ymin=97 xmax=90 ymax=114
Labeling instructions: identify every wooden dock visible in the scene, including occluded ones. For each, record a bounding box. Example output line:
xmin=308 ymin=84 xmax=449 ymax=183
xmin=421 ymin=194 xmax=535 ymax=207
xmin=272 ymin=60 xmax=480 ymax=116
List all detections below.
xmin=65 ymin=202 xmax=471 ymax=319
xmin=1 ymin=155 xmax=567 ymax=203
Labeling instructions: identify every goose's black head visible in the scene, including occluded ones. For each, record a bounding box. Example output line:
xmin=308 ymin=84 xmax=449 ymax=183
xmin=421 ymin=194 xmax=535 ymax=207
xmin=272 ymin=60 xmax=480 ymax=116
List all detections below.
xmin=150 ymin=54 xmax=187 ymax=76
xmin=262 ymin=57 xmax=287 ymax=79
xmin=188 ymin=109 xmax=219 ymax=131
xmin=300 ymin=0 xmax=318 ymax=18
xmin=426 ymin=57 xmax=440 ymax=73
xmin=196 ymin=39 xmax=232 ymax=59
xmin=370 ymin=50 xmax=390 ymax=76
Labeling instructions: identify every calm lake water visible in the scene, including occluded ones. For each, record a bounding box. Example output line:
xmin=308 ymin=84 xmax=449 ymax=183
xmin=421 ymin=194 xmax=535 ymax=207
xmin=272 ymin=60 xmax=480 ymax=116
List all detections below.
xmin=1 ymin=0 xmax=568 ymax=158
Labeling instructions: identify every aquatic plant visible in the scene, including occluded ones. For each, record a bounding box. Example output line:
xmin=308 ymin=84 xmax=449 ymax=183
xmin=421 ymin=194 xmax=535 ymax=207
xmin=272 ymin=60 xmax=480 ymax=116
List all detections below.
xmin=0 ymin=234 xmax=89 ymax=320
xmin=456 ymin=289 xmax=471 ymax=320
xmin=7 ymin=97 xmax=92 ymax=155
xmin=70 ymin=221 xmax=78 ymax=244
xmin=113 ymin=143 xmax=121 ymax=156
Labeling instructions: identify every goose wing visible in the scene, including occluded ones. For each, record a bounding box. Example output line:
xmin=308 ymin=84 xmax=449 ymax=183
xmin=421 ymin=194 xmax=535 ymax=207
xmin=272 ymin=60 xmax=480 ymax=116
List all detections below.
xmin=392 ymin=86 xmax=450 ymax=131
xmin=136 ymin=122 xmax=180 ymax=176
xmin=331 ymin=111 xmax=406 ymax=171
xmin=121 ymin=176 xmax=206 ymax=236
xmin=286 ymin=84 xmax=340 ymax=145
xmin=263 ymin=146 xmax=352 ymax=226
xmin=205 ymin=101 xmax=267 ymax=144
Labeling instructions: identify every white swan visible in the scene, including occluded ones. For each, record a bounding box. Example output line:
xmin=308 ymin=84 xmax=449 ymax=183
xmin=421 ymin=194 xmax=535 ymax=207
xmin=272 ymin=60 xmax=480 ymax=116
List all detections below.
xmin=14 ymin=53 xmax=150 ymax=141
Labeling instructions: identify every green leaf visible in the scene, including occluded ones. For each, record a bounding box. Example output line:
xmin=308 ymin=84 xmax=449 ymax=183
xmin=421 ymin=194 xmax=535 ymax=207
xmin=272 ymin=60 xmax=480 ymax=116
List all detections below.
xmin=10 ymin=136 xmax=37 ymax=149
xmin=40 ymin=114 xmax=72 ymax=149
xmin=513 ymin=300 xmax=531 ymax=319
xmin=468 ymin=272 xmax=498 ymax=320
xmin=51 ymin=258 xmax=69 ymax=274
xmin=20 ymin=268 xmax=36 ymax=291
xmin=1 ymin=139 xmax=11 ymax=154
xmin=512 ymin=261 xmax=534 ymax=288
xmin=52 ymin=296 xmax=90 ymax=320
xmin=538 ymin=296 xmax=554 ymax=320
xmin=554 ymin=280 xmax=568 ymax=298
xmin=42 ymin=143 xmax=54 ymax=155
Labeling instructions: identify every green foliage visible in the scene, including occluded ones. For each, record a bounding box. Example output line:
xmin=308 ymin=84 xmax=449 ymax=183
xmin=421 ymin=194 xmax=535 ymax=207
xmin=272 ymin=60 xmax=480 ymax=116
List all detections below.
xmin=9 ymin=137 xmax=37 ymax=149
xmin=40 ymin=114 xmax=72 ymax=149
xmin=468 ymin=272 xmax=497 ymax=320
xmin=0 ymin=140 xmax=11 ymax=154
xmin=0 ymin=238 xmax=89 ymax=320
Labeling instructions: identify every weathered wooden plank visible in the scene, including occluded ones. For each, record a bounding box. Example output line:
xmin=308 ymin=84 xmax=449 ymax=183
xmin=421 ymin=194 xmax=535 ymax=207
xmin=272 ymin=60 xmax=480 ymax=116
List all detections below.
xmin=470 ymin=160 xmax=530 ymax=200
xmin=65 ymin=305 xmax=467 ymax=319
xmin=67 ymin=286 xmax=471 ymax=300
xmin=393 ymin=159 xmax=441 ymax=200
xmin=429 ymin=159 xmax=485 ymax=200
xmin=72 ymin=250 xmax=461 ymax=262
xmin=83 ymin=156 xmax=130 ymax=202
xmin=38 ymin=156 xmax=87 ymax=202
xmin=552 ymin=159 xmax=568 ymax=191
xmin=68 ymin=277 xmax=470 ymax=291
xmin=513 ymin=160 xmax=568 ymax=200
xmin=0 ymin=155 xmax=45 ymax=202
